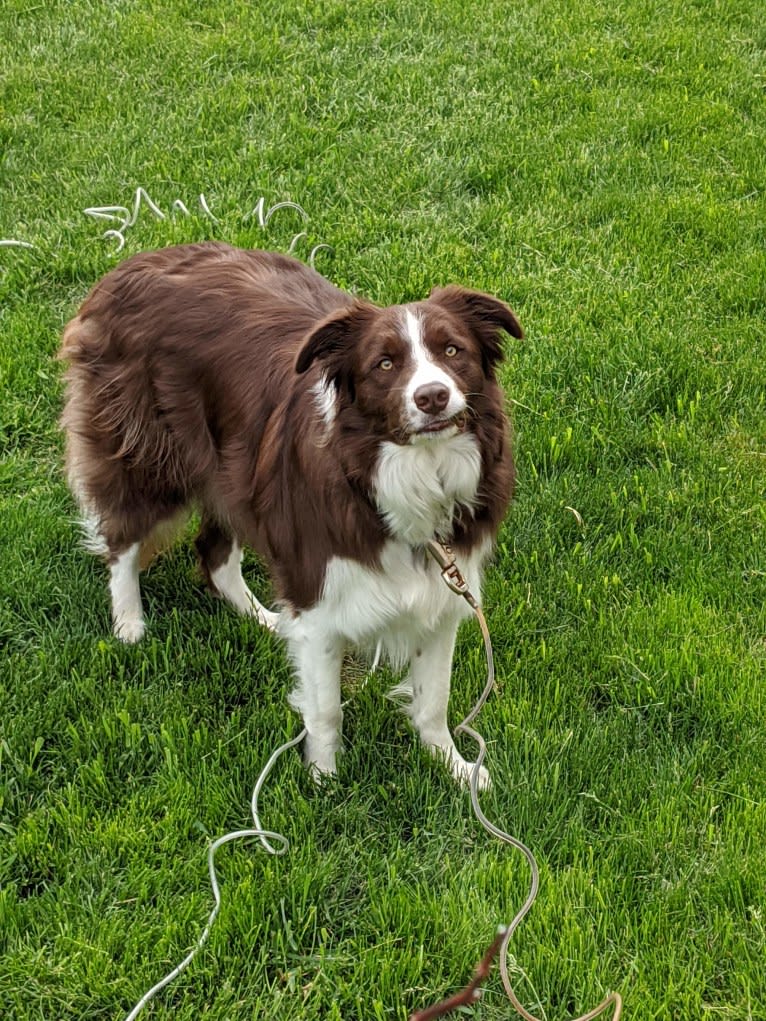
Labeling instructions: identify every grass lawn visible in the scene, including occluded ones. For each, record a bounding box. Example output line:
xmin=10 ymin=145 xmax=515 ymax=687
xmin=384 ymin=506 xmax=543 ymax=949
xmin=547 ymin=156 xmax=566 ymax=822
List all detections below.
xmin=1 ymin=0 xmax=765 ymax=1018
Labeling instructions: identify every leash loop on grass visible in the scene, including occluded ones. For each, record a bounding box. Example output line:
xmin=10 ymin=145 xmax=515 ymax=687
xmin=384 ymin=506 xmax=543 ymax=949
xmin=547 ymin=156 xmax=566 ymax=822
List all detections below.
xmin=121 ymin=730 xmax=304 ymax=1021
xmin=83 ymin=187 xmax=310 ymax=254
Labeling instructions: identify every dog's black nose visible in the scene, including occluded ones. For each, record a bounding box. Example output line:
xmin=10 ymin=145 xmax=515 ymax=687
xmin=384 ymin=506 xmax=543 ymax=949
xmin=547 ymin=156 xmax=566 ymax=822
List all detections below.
xmin=414 ymin=383 xmax=450 ymax=414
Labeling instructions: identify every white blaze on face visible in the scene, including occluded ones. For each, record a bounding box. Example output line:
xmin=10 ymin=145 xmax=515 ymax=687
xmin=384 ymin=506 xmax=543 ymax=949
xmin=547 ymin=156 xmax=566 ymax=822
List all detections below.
xmin=402 ymin=308 xmax=465 ymax=435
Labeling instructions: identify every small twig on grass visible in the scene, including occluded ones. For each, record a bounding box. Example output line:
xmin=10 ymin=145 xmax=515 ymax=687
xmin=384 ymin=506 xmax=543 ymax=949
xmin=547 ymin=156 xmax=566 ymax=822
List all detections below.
xmin=408 ymin=927 xmax=507 ymax=1021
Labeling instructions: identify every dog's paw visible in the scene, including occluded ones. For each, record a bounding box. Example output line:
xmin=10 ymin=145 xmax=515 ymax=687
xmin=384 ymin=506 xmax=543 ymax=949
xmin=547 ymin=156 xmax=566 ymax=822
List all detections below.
xmin=113 ymin=616 xmax=146 ymax=643
xmin=471 ymin=763 xmax=492 ymax=792
xmin=303 ymin=737 xmax=339 ymax=782
xmin=307 ymin=763 xmax=340 ymax=791
xmin=255 ymin=605 xmax=280 ymax=632
xmin=451 ymin=756 xmax=492 ymax=792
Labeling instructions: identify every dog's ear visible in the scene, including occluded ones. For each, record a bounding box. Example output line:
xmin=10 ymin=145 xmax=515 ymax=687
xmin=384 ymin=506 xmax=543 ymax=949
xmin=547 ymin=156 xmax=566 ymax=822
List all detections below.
xmin=295 ymin=303 xmax=376 ymax=397
xmin=429 ymin=285 xmax=523 ymax=374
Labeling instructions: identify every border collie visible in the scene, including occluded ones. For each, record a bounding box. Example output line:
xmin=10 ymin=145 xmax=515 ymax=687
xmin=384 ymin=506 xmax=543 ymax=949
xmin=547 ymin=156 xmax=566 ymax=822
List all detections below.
xmin=59 ymin=243 xmax=522 ymax=787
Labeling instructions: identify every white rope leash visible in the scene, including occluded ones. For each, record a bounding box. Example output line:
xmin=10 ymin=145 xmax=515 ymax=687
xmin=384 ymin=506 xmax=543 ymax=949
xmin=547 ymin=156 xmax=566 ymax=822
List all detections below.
xmin=450 ymin=608 xmax=621 ymax=1021
xmin=82 ymin=186 xmax=332 ymax=265
xmin=1 ymin=187 xmax=333 ymax=266
xmin=412 ymin=543 xmax=622 ymax=1021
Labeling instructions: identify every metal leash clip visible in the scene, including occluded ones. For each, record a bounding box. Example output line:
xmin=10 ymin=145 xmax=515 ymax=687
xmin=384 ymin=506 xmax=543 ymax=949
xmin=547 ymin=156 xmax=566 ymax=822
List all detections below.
xmin=425 ymin=540 xmax=477 ymax=602
xmin=441 ymin=560 xmax=469 ymax=596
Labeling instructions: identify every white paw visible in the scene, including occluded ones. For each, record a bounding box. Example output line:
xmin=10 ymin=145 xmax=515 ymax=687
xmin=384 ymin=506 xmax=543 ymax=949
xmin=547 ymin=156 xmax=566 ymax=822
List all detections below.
xmin=307 ymin=761 xmax=338 ymax=786
xmin=113 ymin=616 xmax=145 ymax=644
xmin=255 ymin=606 xmax=280 ymax=632
xmin=451 ymin=756 xmax=492 ymax=792
xmin=237 ymin=592 xmax=280 ymax=631
xmin=304 ymin=736 xmax=338 ymax=780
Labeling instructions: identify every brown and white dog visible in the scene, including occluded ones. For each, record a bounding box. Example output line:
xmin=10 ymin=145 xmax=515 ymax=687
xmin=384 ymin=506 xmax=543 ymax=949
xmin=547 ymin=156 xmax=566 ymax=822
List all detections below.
xmin=59 ymin=243 xmax=522 ymax=786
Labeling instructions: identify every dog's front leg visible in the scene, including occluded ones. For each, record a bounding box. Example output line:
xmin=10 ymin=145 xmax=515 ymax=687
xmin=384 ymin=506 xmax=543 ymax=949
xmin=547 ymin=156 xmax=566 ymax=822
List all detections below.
xmin=287 ymin=630 xmax=345 ymax=778
xmin=109 ymin=543 xmax=145 ymax=643
xmin=407 ymin=620 xmax=491 ymax=790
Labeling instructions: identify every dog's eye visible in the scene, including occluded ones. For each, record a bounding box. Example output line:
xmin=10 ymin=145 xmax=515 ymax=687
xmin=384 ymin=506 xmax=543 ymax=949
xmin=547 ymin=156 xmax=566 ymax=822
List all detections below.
xmin=378 ymin=357 xmax=394 ymax=371
xmin=445 ymin=344 xmax=459 ymax=358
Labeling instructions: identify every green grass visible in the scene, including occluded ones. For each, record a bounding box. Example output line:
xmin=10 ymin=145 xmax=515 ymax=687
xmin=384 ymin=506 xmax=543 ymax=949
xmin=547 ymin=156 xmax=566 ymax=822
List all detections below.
xmin=1 ymin=0 xmax=765 ymax=1018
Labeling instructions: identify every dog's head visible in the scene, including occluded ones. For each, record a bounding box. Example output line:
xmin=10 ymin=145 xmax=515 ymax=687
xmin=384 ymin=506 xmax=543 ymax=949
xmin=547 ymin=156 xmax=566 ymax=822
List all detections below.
xmin=295 ymin=286 xmax=522 ymax=443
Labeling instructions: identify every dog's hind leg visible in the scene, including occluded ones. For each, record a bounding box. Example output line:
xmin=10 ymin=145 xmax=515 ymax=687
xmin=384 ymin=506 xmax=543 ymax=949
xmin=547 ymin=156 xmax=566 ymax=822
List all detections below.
xmin=196 ymin=519 xmax=279 ymax=631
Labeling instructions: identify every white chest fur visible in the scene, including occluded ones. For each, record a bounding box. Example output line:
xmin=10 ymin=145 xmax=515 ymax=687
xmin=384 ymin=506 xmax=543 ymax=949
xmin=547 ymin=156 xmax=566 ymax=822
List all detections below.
xmin=373 ymin=432 xmax=482 ymax=546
